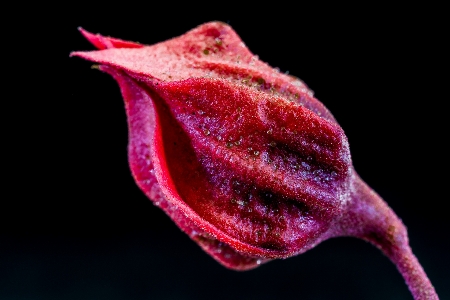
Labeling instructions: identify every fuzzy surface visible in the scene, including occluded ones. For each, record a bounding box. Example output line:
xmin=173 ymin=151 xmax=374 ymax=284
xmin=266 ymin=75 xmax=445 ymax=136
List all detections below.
xmin=72 ymin=22 xmax=354 ymax=269
xmin=71 ymin=24 xmax=438 ymax=300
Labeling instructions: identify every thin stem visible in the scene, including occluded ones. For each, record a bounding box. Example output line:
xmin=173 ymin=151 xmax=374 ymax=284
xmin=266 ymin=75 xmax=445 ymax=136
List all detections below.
xmin=335 ymin=172 xmax=438 ymax=300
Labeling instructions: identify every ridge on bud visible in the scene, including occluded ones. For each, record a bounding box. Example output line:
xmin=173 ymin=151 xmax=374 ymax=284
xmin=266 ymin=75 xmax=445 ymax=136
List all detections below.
xmin=71 ymin=22 xmax=438 ymax=299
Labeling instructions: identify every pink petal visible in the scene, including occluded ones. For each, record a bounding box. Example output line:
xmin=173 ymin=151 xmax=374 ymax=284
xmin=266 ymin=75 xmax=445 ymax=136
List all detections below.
xmin=78 ymin=27 xmax=144 ymax=50
xmin=72 ymin=22 xmax=336 ymax=123
xmin=99 ymin=65 xmax=264 ymax=270
xmin=71 ymin=21 xmax=351 ymax=262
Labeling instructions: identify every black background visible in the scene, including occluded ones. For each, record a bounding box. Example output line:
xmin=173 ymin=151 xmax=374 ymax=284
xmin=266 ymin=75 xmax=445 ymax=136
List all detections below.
xmin=4 ymin=3 xmax=448 ymax=300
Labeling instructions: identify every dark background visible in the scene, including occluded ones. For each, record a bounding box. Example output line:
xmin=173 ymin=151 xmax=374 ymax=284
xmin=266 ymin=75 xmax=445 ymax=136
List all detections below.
xmin=4 ymin=3 xmax=448 ymax=300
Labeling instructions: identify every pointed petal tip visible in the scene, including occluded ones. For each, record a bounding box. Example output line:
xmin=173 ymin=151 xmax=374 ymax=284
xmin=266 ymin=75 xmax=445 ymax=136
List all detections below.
xmin=77 ymin=27 xmax=106 ymax=49
xmin=69 ymin=28 xmax=93 ymax=57
xmin=68 ymin=51 xmax=82 ymax=58
xmin=69 ymin=51 xmax=96 ymax=61
xmin=77 ymin=27 xmax=89 ymax=38
xmin=77 ymin=27 xmax=90 ymax=36
xmin=77 ymin=27 xmax=96 ymax=40
xmin=77 ymin=27 xmax=144 ymax=50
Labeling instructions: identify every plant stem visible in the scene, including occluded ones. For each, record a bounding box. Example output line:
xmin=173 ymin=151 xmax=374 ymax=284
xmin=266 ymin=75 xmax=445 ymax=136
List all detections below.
xmin=335 ymin=172 xmax=438 ymax=300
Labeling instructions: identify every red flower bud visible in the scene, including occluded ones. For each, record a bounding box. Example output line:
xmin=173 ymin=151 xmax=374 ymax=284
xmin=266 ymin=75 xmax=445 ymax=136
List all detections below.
xmin=71 ymin=22 xmax=438 ymax=299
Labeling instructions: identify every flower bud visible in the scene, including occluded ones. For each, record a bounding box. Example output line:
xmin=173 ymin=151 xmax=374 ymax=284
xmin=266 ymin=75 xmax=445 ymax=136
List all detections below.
xmin=71 ymin=22 xmax=438 ymax=299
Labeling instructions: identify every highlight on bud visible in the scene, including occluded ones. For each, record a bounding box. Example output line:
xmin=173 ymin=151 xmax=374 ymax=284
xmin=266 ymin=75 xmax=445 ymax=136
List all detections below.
xmin=71 ymin=22 xmax=438 ymax=299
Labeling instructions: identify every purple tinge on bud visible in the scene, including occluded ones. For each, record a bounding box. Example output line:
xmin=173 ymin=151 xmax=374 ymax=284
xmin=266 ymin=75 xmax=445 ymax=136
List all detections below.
xmin=72 ymin=21 xmax=352 ymax=268
xmin=71 ymin=22 xmax=438 ymax=299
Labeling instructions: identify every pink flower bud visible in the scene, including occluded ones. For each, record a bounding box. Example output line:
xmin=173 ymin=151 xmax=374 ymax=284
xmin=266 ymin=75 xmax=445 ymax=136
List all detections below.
xmin=71 ymin=22 xmax=438 ymax=299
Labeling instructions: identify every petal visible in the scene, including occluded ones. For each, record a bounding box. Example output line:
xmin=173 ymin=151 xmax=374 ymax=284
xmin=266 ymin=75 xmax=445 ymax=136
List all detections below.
xmin=148 ymin=77 xmax=351 ymax=257
xmin=99 ymin=65 xmax=265 ymax=270
xmin=78 ymin=27 xmax=144 ymax=50
xmin=72 ymin=21 xmax=337 ymax=123
xmin=71 ymin=21 xmax=351 ymax=258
